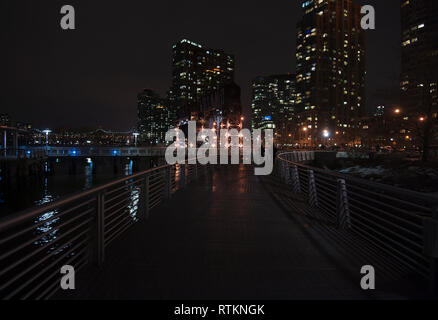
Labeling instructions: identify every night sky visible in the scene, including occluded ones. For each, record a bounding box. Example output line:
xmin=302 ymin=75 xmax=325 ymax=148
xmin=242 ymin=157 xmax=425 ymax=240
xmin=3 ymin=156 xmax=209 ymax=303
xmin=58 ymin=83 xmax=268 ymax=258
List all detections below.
xmin=1 ymin=0 xmax=400 ymax=131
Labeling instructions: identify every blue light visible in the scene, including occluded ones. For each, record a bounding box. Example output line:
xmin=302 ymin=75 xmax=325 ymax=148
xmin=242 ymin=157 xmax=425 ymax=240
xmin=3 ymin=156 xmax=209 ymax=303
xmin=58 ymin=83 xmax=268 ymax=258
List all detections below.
xmin=302 ymin=1 xmax=311 ymax=8
xmin=112 ymin=150 xmax=118 ymax=156
xmin=264 ymin=116 xmax=272 ymax=121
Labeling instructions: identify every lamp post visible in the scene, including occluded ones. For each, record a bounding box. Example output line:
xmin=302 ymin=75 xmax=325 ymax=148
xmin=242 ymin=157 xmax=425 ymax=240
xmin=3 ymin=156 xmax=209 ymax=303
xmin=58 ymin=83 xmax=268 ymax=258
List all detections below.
xmin=133 ymin=132 xmax=140 ymax=147
xmin=42 ymin=129 xmax=52 ymax=146
xmin=323 ymin=129 xmax=330 ymax=147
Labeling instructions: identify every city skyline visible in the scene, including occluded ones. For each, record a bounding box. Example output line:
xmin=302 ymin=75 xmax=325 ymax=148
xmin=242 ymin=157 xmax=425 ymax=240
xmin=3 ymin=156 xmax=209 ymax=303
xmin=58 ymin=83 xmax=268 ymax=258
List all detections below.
xmin=2 ymin=0 xmax=438 ymax=303
xmin=2 ymin=0 xmax=399 ymax=130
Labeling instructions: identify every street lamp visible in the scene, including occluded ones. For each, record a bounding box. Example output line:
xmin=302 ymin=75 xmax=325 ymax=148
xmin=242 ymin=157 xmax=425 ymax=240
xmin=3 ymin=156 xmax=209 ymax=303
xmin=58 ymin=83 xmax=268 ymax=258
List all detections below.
xmin=394 ymin=108 xmax=401 ymax=114
xmin=42 ymin=129 xmax=52 ymax=145
xmin=133 ymin=132 xmax=140 ymax=147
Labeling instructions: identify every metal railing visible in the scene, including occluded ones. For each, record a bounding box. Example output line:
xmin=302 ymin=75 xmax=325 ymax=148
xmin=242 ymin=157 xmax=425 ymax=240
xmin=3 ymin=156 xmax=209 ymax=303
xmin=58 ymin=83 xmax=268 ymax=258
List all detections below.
xmin=20 ymin=146 xmax=167 ymax=158
xmin=0 ymin=161 xmax=210 ymax=300
xmin=276 ymin=151 xmax=438 ymax=288
xmin=0 ymin=148 xmax=47 ymax=160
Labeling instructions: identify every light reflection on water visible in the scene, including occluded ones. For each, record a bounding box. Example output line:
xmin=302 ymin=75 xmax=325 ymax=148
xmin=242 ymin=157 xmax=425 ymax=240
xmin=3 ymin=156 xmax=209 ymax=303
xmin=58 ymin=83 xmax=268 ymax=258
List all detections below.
xmin=31 ymin=159 xmax=140 ymax=250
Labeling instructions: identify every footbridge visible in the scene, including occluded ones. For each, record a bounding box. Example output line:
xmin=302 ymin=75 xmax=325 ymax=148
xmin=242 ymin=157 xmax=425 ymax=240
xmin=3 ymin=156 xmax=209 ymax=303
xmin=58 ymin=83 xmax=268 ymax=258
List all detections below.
xmin=1 ymin=151 xmax=437 ymax=299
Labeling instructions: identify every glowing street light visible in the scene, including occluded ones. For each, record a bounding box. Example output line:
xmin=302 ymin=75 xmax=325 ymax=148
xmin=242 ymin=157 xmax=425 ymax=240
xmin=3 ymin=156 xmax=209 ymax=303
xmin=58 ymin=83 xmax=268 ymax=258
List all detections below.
xmin=42 ymin=129 xmax=52 ymax=145
xmin=323 ymin=129 xmax=330 ymax=138
xmin=394 ymin=108 xmax=401 ymax=114
xmin=133 ymin=132 xmax=140 ymax=146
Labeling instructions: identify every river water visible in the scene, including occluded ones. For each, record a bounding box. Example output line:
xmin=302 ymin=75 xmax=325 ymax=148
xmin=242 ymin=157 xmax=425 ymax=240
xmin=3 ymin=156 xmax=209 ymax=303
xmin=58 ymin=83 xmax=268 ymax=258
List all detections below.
xmin=0 ymin=159 xmax=136 ymax=217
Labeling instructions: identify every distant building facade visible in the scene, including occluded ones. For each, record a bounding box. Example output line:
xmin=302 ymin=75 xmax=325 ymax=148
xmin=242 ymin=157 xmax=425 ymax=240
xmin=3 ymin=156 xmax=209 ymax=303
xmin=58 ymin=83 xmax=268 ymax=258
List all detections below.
xmin=295 ymin=0 xmax=366 ymax=147
xmin=251 ymin=75 xmax=296 ymax=144
xmin=199 ymin=82 xmax=242 ymax=129
xmin=169 ymin=39 xmax=235 ymax=122
xmin=401 ymin=0 xmax=438 ymax=114
xmin=137 ymin=89 xmax=171 ymax=145
xmin=0 ymin=113 xmax=10 ymax=126
xmin=401 ymin=0 xmax=438 ymax=158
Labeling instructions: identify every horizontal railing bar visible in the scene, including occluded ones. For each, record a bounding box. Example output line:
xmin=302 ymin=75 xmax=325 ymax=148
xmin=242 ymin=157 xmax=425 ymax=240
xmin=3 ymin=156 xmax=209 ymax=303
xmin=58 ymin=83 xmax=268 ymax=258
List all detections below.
xmin=351 ymin=225 xmax=430 ymax=277
xmin=104 ymin=198 xmax=139 ymax=225
xmin=37 ymin=256 xmax=89 ymax=300
xmin=7 ymin=239 xmax=89 ymax=300
xmin=105 ymin=219 xmax=135 ymax=248
xmin=0 ymin=208 xmax=93 ymax=262
xmin=0 ymin=218 xmax=91 ymax=278
xmin=105 ymin=179 xmax=143 ymax=197
xmin=314 ymin=185 xmax=337 ymax=200
xmin=349 ymin=203 xmax=423 ymax=242
xmin=347 ymin=183 xmax=432 ymax=214
xmin=104 ymin=190 xmax=138 ymax=213
xmin=105 ymin=214 xmax=136 ymax=242
xmin=0 ymin=226 xmax=90 ymax=291
xmin=278 ymin=152 xmax=438 ymax=205
xmin=314 ymin=173 xmax=338 ymax=184
xmin=348 ymin=192 xmax=425 ymax=228
xmin=0 ymin=199 xmax=95 ymax=245
xmin=348 ymin=192 xmax=424 ymax=224
xmin=0 ymin=163 xmax=173 ymax=231
xmin=149 ymin=198 xmax=162 ymax=210
xmin=350 ymin=215 xmax=425 ymax=258
xmin=105 ymin=203 xmax=138 ymax=234
xmin=313 ymin=216 xmax=418 ymax=277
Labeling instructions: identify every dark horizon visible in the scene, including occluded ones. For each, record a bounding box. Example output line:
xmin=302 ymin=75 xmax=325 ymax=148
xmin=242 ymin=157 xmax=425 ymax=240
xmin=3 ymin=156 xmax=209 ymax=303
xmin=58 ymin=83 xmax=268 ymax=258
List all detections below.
xmin=1 ymin=0 xmax=400 ymax=130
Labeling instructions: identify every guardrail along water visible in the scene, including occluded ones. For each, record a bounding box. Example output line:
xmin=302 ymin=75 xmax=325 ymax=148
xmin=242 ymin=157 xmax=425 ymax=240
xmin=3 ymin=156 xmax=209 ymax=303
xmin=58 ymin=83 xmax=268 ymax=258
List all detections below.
xmin=0 ymin=161 xmax=210 ymax=299
xmin=276 ymin=151 xmax=438 ymax=290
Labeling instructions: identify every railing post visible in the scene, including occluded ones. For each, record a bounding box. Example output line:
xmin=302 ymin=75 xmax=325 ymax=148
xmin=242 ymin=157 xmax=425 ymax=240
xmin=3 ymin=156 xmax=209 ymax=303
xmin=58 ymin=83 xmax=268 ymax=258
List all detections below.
xmin=423 ymin=208 xmax=438 ymax=294
xmin=285 ymin=163 xmax=292 ymax=185
xmin=280 ymin=160 xmax=285 ymax=181
xmin=140 ymin=174 xmax=150 ymax=220
xmin=97 ymin=191 xmax=105 ymax=266
xmin=291 ymin=165 xmax=301 ymax=194
xmin=179 ymin=164 xmax=186 ymax=189
xmin=281 ymin=161 xmax=288 ymax=183
xmin=308 ymin=169 xmax=318 ymax=208
xmin=163 ymin=166 xmax=171 ymax=199
xmin=337 ymin=179 xmax=351 ymax=229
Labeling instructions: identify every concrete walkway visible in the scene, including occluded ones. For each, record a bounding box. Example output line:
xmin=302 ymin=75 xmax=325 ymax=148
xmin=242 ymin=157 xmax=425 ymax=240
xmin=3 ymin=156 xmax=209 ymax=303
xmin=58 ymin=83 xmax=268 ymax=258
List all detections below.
xmin=60 ymin=164 xmax=368 ymax=300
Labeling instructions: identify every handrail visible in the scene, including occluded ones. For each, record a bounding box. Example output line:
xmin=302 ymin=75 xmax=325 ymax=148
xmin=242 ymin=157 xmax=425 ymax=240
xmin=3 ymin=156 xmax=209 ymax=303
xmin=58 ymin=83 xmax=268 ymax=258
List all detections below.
xmin=0 ymin=163 xmax=170 ymax=231
xmin=277 ymin=151 xmax=438 ymax=206
xmin=275 ymin=150 xmax=438 ymax=288
xmin=0 ymin=158 xmax=211 ymax=300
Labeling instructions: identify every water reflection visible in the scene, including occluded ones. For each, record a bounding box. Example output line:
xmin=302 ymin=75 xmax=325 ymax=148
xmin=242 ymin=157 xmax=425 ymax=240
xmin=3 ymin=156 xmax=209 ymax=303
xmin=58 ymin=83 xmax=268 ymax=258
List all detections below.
xmin=127 ymin=186 xmax=140 ymax=222
xmin=33 ymin=177 xmax=59 ymax=248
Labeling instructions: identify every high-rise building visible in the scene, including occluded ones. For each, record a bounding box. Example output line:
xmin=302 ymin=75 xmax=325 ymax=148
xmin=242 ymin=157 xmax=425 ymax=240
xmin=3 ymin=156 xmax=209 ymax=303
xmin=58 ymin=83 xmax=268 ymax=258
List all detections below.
xmin=251 ymin=75 xmax=296 ymax=138
xmin=137 ymin=89 xmax=171 ymax=145
xmin=400 ymin=0 xmax=438 ymax=114
xmin=199 ymin=82 xmax=242 ymax=129
xmin=295 ymin=0 xmax=366 ymax=147
xmin=170 ymin=39 xmax=235 ymax=121
xmin=0 ymin=113 xmax=10 ymax=126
